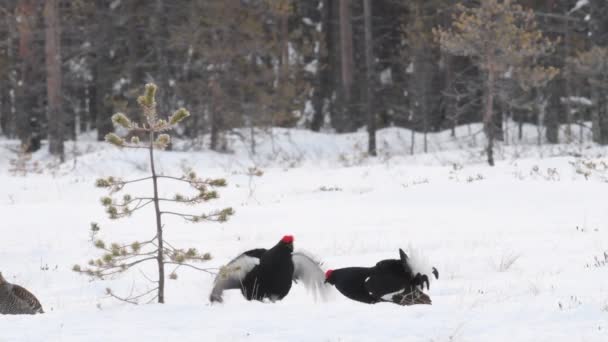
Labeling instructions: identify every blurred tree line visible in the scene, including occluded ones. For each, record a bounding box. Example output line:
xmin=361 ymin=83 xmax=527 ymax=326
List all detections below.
xmin=0 ymin=0 xmax=607 ymax=162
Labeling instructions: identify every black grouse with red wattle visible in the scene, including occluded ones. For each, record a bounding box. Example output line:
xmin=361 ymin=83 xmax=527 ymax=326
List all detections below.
xmin=210 ymin=235 xmax=330 ymax=303
xmin=325 ymin=248 xmax=438 ymax=305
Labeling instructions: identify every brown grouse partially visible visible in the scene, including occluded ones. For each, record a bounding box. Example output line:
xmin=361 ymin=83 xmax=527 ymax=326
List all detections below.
xmin=0 ymin=272 xmax=44 ymax=315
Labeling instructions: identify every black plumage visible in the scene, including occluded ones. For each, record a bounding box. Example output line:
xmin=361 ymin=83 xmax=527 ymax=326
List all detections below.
xmin=210 ymin=235 xmax=329 ymax=303
xmin=325 ymin=248 xmax=438 ymax=305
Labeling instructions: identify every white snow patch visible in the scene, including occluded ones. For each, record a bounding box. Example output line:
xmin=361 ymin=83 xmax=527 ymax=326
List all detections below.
xmin=380 ymin=68 xmax=393 ymax=85
xmin=569 ymin=0 xmax=589 ymax=13
xmin=1 ymin=124 xmax=608 ymax=341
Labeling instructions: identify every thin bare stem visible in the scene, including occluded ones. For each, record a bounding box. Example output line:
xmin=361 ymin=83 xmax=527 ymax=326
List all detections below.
xmin=116 ymin=176 xmax=154 ymax=185
xmin=164 ymin=262 xmax=217 ymax=275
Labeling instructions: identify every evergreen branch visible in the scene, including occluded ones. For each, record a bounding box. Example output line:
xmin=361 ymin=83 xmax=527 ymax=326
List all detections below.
xmin=139 ymin=270 xmax=158 ymax=284
xmin=130 ymin=286 xmax=160 ymax=300
xmin=107 ymin=286 xmax=160 ymax=305
xmin=107 ymin=291 xmax=140 ymax=305
xmin=156 ymin=175 xmax=227 ymax=187
xmin=95 ymin=246 xmax=157 ymax=259
xmin=115 ymin=250 xmax=159 ymax=262
xmin=131 ymin=199 xmax=154 ymax=212
xmin=158 ymin=197 xmax=209 ymax=204
xmin=128 ymin=126 xmax=153 ymax=133
xmin=113 ymin=198 xmax=145 ymax=208
xmin=120 ymin=256 xmax=158 ymax=269
xmin=120 ymin=196 xmax=210 ymax=204
xmin=164 ymin=262 xmax=217 ymax=275
xmin=89 ymin=257 xmax=157 ymax=278
xmin=160 ymin=207 xmax=233 ymax=222
xmin=99 ymin=236 xmax=158 ymax=252
xmin=120 ymin=145 xmax=150 ymax=150
xmin=160 ymin=211 xmax=224 ymax=222
xmin=117 ymin=176 xmax=154 ymax=185
xmin=98 ymin=176 xmax=154 ymax=193
xmin=162 ymin=239 xmax=178 ymax=252
xmin=156 ymin=175 xmax=198 ymax=183
xmin=145 ymin=295 xmax=159 ymax=304
xmin=160 ymin=211 xmax=198 ymax=219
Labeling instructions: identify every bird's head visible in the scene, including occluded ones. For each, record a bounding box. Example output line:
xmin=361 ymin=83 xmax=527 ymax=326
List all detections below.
xmin=280 ymin=235 xmax=294 ymax=251
xmin=324 ymin=269 xmax=335 ymax=284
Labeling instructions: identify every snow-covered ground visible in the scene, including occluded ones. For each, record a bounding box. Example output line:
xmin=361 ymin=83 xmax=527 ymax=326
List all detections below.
xmin=1 ymin=125 xmax=607 ymax=341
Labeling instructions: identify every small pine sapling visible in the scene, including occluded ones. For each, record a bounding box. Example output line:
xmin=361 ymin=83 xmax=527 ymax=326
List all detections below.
xmin=73 ymin=83 xmax=234 ymax=304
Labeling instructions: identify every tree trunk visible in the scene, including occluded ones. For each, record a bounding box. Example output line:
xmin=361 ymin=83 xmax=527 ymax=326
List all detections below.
xmin=44 ymin=0 xmax=64 ymax=160
xmin=484 ymin=68 xmax=496 ymax=166
xmin=339 ymin=0 xmax=353 ymax=101
xmin=2 ymin=12 xmax=17 ymax=138
xmin=363 ymin=0 xmax=376 ymax=156
xmin=336 ymin=0 xmax=354 ymax=132
xmin=592 ymin=82 xmax=608 ymax=145
xmin=148 ymin=131 xmax=165 ymax=304
xmin=310 ymin=0 xmax=329 ymax=132
xmin=15 ymin=0 xmax=39 ymax=151
xmin=545 ymin=78 xmax=564 ymax=144
xmin=93 ymin=0 xmax=113 ymax=141
xmin=589 ymin=0 xmax=608 ymax=47
xmin=563 ymin=18 xmax=573 ymax=143
xmin=209 ymin=79 xmax=223 ymax=151
xmin=279 ymin=7 xmax=289 ymax=87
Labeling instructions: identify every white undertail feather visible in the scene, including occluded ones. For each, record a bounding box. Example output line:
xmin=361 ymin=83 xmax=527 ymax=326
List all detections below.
xmin=292 ymin=250 xmax=332 ymax=302
xmin=406 ymin=243 xmax=436 ymax=287
xmin=380 ymin=289 xmax=403 ymax=301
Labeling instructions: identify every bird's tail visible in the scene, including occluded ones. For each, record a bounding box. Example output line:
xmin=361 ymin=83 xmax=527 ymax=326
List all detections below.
xmin=406 ymin=243 xmax=438 ymax=285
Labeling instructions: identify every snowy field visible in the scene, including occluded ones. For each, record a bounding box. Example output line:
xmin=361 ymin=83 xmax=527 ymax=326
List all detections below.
xmin=1 ymin=126 xmax=607 ymax=341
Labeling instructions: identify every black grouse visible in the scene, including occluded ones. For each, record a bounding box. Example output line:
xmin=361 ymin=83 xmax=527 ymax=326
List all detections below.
xmin=325 ymin=248 xmax=438 ymax=305
xmin=0 ymin=272 xmax=44 ymax=315
xmin=209 ymin=235 xmax=330 ymax=303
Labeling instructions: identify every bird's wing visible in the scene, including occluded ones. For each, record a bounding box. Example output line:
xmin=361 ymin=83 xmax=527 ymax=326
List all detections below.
xmin=11 ymin=285 xmax=44 ymax=314
xmin=292 ymin=250 xmax=332 ymax=301
xmin=364 ymin=273 xmax=407 ymax=301
xmin=209 ymin=248 xmax=266 ymax=303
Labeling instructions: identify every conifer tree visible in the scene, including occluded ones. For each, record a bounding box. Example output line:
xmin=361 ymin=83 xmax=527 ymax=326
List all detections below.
xmin=434 ymin=0 xmax=558 ymax=165
xmin=73 ymin=84 xmax=234 ymax=304
xmin=569 ymin=46 xmax=608 ymax=144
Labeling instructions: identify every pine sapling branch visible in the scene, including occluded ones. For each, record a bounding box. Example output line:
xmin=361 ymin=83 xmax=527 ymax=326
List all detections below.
xmin=75 ymin=83 xmax=233 ymax=304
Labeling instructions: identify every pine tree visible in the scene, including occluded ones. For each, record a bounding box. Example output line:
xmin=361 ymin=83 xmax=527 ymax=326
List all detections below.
xmin=435 ymin=0 xmax=558 ymax=165
xmin=73 ymin=84 xmax=234 ymax=304
xmin=570 ymin=46 xmax=608 ymax=145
